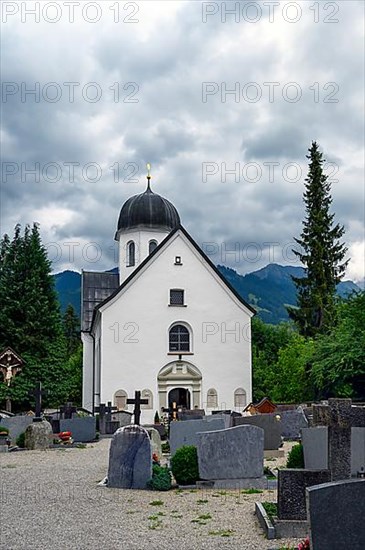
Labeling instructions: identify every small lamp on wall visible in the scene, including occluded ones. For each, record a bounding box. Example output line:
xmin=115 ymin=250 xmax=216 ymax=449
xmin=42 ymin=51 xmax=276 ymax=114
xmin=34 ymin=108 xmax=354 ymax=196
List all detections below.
xmin=175 ymin=256 xmax=182 ymax=265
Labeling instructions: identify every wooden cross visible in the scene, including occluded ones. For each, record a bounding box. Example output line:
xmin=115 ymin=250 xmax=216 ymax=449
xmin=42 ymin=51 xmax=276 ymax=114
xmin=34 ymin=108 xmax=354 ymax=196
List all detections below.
xmin=127 ymin=391 xmax=148 ymax=425
xmin=29 ymin=381 xmax=47 ymax=420
xmin=60 ymin=402 xmax=77 ymax=419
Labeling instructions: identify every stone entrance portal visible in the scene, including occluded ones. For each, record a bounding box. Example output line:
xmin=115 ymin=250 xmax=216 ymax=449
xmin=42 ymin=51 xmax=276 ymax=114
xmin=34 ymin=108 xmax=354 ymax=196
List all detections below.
xmin=158 ymin=362 xmax=202 ymax=410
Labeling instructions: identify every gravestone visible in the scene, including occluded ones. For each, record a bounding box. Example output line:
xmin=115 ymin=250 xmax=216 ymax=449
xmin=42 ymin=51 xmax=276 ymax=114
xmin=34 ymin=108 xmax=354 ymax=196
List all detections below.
xmin=169 ymin=417 xmax=225 ymax=456
xmin=233 ymin=414 xmax=282 ymax=450
xmin=178 ymin=409 xmax=205 ymax=421
xmin=95 ymin=402 xmax=118 ymax=434
xmin=351 ymin=427 xmax=365 ymax=476
xmin=302 ymin=427 xmax=328 ymax=470
xmin=24 ymin=420 xmax=52 ymax=450
xmin=107 ymin=425 xmax=152 ymax=489
xmin=307 ymin=479 xmax=365 ymax=549
xmin=277 ymin=469 xmax=331 ymax=520
xmin=197 ymin=425 xmax=264 ymax=482
xmin=111 ymin=410 xmax=133 ymax=428
xmin=313 ymin=398 xmax=365 ymax=480
xmin=59 ymin=417 xmax=96 ymax=442
xmin=145 ymin=427 xmax=162 ymax=460
xmin=0 ymin=416 xmax=33 ymax=444
xmin=280 ymin=409 xmax=308 ymax=439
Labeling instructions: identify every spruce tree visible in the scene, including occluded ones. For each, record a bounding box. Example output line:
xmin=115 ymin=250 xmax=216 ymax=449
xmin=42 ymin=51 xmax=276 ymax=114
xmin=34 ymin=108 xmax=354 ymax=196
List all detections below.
xmin=0 ymin=224 xmax=69 ymax=409
xmin=63 ymin=304 xmax=81 ymax=358
xmin=288 ymin=142 xmax=348 ymax=337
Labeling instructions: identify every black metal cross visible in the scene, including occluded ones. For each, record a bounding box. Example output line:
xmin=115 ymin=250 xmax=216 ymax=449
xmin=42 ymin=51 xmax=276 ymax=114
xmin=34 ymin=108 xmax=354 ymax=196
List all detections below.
xmin=29 ymin=381 xmax=46 ymax=420
xmin=127 ymin=390 xmax=148 ymax=425
xmin=60 ymin=402 xmax=77 ymax=419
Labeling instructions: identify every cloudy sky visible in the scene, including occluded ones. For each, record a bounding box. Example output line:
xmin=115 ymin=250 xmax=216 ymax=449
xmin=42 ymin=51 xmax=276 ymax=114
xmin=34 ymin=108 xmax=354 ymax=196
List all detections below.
xmin=1 ymin=1 xmax=364 ymax=283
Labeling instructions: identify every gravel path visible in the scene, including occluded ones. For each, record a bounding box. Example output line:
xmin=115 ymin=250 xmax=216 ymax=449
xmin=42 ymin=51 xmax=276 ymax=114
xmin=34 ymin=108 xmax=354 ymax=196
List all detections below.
xmin=0 ymin=439 xmax=304 ymax=550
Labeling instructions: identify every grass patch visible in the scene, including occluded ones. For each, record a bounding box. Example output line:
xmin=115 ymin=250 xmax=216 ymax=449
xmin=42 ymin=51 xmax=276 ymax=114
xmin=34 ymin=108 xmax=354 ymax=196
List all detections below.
xmin=149 ymin=500 xmax=164 ymax=506
xmin=148 ymin=512 xmax=165 ymax=520
xmin=2 ymin=464 xmax=16 ymax=469
xmin=209 ymin=529 xmax=235 ymax=537
xmin=241 ymin=488 xmax=263 ymax=494
xmin=262 ymin=501 xmax=277 ymax=521
xmin=198 ymin=514 xmax=212 ymax=520
xmin=197 ymin=498 xmax=208 ymax=504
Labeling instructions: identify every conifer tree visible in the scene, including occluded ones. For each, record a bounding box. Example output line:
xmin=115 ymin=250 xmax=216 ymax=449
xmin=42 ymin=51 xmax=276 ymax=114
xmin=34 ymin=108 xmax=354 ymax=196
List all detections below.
xmin=63 ymin=304 xmax=81 ymax=358
xmin=288 ymin=142 xmax=348 ymax=337
xmin=0 ymin=224 xmax=69 ymax=409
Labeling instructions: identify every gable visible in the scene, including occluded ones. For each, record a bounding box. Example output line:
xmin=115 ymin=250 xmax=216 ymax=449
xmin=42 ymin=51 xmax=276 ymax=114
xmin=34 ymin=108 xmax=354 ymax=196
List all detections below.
xmin=94 ymin=226 xmax=255 ymax=324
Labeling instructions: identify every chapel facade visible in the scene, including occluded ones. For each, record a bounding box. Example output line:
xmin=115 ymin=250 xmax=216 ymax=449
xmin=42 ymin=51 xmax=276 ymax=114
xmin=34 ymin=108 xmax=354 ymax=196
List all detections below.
xmin=81 ymin=173 xmax=255 ymax=424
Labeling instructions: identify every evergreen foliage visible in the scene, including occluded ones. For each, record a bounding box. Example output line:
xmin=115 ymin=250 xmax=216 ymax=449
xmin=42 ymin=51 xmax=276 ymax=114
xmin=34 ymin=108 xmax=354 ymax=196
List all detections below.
xmin=147 ymin=464 xmax=172 ymax=491
xmin=311 ymin=291 xmax=365 ymax=399
xmin=288 ymin=142 xmax=348 ymax=337
xmin=0 ymin=224 xmax=72 ymax=409
xmin=286 ymin=443 xmax=304 ymax=469
xmin=62 ymin=304 xmax=80 ymax=358
xmin=170 ymin=445 xmax=199 ymax=485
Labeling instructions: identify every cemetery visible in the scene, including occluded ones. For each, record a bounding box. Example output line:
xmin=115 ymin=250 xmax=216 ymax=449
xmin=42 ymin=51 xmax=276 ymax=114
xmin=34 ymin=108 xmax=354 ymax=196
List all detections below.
xmin=1 ymin=383 xmax=365 ymax=548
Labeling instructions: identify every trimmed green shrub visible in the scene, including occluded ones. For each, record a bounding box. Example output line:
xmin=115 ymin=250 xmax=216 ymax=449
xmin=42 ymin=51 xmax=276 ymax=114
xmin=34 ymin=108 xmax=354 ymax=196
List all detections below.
xmin=16 ymin=432 xmax=25 ymax=448
xmin=147 ymin=464 xmax=172 ymax=491
xmin=0 ymin=426 xmax=9 ymax=435
xmin=154 ymin=411 xmax=160 ymax=424
xmin=161 ymin=441 xmax=170 ymax=454
xmin=170 ymin=445 xmax=199 ymax=485
xmin=286 ymin=443 xmax=304 ymax=469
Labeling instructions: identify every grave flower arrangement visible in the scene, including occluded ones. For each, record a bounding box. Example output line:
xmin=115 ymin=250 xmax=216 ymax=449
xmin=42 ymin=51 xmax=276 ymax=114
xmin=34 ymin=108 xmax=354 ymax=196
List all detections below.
xmin=297 ymin=537 xmax=310 ymax=550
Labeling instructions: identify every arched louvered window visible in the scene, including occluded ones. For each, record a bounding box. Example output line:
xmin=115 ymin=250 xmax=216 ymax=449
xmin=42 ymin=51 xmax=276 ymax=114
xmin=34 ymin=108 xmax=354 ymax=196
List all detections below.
xmin=127 ymin=241 xmax=135 ymax=266
xmin=149 ymin=240 xmax=158 ymax=254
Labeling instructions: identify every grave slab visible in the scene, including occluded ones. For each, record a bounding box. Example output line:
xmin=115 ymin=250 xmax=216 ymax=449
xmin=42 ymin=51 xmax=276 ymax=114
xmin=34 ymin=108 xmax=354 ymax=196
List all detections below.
xmin=107 ymin=425 xmax=152 ymax=489
xmin=197 ymin=425 xmax=264 ymax=480
xmin=278 ymin=469 xmax=331 ymax=521
xmin=307 ymin=479 xmax=365 ymax=550
xmin=169 ymin=417 xmax=225 ymax=456
xmin=233 ymin=414 xmax=281 ymax=450
xmin=59 ymin=417 xmax=96 ymax=442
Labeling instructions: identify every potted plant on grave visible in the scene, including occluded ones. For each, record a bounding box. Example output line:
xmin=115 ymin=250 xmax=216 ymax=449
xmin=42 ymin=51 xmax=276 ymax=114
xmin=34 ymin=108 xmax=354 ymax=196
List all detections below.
xmin=0 ymin=426 xmax=10 ymax=446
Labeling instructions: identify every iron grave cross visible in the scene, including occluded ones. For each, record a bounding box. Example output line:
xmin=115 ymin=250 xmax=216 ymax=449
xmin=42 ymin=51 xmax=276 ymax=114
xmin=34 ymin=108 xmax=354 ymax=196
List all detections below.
xmin=127 ymin=390 xmax=148 ymax=425
xmin=29 ymin=381 xmax=47 ymax=420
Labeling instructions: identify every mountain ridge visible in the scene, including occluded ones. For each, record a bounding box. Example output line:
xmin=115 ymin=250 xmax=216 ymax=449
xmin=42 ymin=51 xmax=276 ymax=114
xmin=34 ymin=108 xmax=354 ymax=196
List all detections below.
xmin=54 ymin=263 xmax=361 ymax=325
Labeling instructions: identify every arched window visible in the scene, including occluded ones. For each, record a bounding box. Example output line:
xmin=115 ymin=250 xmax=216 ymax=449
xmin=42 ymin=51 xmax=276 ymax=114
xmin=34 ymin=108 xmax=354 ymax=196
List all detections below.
xmin=141 ymin=389 xmax=153 ymax=409
xmin=127 ymin=241 xmax=135 ymax=267
xmin=149 ymin=240 xmax=158 ymax=254
xmin=169 ymin=324 xmax=190 ymax=352
xmin=234 ymin=388 xmax=247 ymax=408
xmin=114 ymin=389 xmax=128 ymax=410
xmin=207 ymin=388 xmax=218 ymax=408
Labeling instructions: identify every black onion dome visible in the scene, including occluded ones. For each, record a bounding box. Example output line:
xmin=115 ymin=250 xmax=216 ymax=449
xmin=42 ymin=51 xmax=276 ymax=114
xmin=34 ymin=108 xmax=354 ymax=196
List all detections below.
xmin=117 ymin=181 xmax=180 ymax=233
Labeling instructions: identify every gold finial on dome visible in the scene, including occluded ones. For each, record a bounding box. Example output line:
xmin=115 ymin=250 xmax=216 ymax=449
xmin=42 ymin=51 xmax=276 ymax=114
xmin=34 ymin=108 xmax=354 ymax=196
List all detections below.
xmin=147 ymin=163 xmax=151 ymax=180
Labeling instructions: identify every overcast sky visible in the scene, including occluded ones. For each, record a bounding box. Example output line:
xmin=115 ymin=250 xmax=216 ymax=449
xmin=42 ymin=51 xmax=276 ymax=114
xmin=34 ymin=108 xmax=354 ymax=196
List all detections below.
xmin=1 ymin=1 xmax=364 ymax=283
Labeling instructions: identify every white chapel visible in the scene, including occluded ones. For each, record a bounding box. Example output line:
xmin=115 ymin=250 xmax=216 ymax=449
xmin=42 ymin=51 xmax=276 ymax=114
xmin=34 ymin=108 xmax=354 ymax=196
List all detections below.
xmin=81 ymin=170 xmax=255 ymax=424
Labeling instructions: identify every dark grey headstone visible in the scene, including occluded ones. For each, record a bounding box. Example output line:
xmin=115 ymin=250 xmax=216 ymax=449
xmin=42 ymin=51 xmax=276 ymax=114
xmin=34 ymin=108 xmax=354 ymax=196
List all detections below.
xmin=59 ymin=417 xmax=96 ymax=442
xmin=280 ymin=409 xmax=308 ymax=439
xmin=278 ymin=469 xmax=331 ymax=520
xmin=107 ymin=425 xmax=152 ymax=489
xmin=307 ymin=479 xmax=365 ymax=550
xmin=313 ymin=398 xmax=352 ymax=480
xmin=178 ymin=409 xmax=205 ymax=421
xmin=197 ymin=425 xmax=264 ymax=480
xmin=302 ymin=427 xmax=328 ymax=470
xmin=169 ymin=417 xmax=225 ymax=456
xmin=233 ymin=414 xmax=281 ymax=450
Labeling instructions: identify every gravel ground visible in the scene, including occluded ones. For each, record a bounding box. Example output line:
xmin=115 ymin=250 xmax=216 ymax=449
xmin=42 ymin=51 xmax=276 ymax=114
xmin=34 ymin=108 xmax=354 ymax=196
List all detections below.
xmin=0 ymin=439 xmax=304 ymax=550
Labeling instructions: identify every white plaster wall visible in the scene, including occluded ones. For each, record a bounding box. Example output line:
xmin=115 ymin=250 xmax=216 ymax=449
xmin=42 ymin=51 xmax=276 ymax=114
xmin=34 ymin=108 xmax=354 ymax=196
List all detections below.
xmin=97 ymin=230 xmax=253 ymax=424
xmin=81 ymin=332 xmax=94 ymax=411
xmin=116 ymin=228 xmax=170 ymax=283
